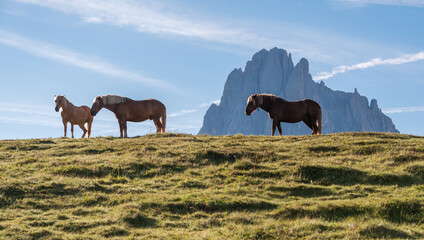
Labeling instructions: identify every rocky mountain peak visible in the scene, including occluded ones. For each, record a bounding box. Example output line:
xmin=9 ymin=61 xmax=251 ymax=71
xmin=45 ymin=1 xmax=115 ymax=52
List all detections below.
xmin=199 ymin=48 xmax=398 ymax=135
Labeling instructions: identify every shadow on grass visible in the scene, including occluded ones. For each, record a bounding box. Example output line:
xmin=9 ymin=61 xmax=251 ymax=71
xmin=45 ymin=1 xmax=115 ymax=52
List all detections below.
xmin=194 ymin=150 xmax=238 ymax=165
xmin=267 ymin=185 xmax=334 ymax=198
xmin=393 ymin=155 xmax=420 ymax=164
xmin=57 ymin=165 xmax=118 ymax=178
xmin=406 ymin=165 xmax=424 ymax=181
xmin=80 ymin=147 xmax=115 ymax=155
xmin=308 ymin=146 xmax=340 ymax=154
xmin=192 ymin=150 xmax=280 ymax=166
xmin=295 ymin=165 xmax=415 ymax=186
xmin=380 ymin=200 xmax=423 ymax=223
xmin=59 ymin=221 xmax=105 ymax=233
xmin=359 ymin=225 xmax=414 ymax=239
xmin=101 ymin=227 xmax=130 ymax=237
xmin=275 ymin=199 xmax=423 ymax=224
xmin=5 ymin=145 xmax=52 ymax=151
xmin=275 ymin=204 xmax=368 ymax=221
xmin=85 ymin=182 xmax=113 ymax=193
xmin=0 ymin=185 xmax=25 ymax=208
xmin=165 ymin=199 xmax=277 ymax=215
xmin=353 ymin=145 xmax=385 ymax=155
xmin=123 ymin=213 xmax=157 ymax=228
xmin=233 ymin=170 xmax=286 ymax=179
xmin=29 ymin=230 xmax=52 ymax=240
xmin=57 ymin=162 xmax=186 ymax=179
xmin=35 ymin=183 xmax=80 ymax=196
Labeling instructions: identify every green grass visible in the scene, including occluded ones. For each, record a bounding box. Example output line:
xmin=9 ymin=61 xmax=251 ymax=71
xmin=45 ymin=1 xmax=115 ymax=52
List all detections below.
xmin=0 ymin=132 xmax=423 ymax=239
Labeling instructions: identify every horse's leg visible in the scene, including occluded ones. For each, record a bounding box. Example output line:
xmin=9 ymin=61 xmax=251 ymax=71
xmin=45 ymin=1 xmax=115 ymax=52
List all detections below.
xmin=153 ymin=118 xmax=162 ymax=133
xmin=62 ymin=120 xmax=67 ymax=137
xmin=272 ymin=119 xmax=277 ymax=136
xmin=79 ymin=124 xmax=87 ymax=138
xmin=71 ymin=124 xmax=74 ymax=138
xmin=277 ymin=122 xmax=283 ymax=136
xmin=87 ymin=119 xmax=92 ymax=138
xmin=161 ymin=113 xmax=166 ymax=133
xmin=311 ymin=118 xmax=319 ymax=135
xmin=309 ymin=116 xmax=321 ymax=135
xmin=303 ymin=119 xmax=315 ymax=135
xmin=123 ymin=120 xmax=128 ymax=138
xmin=117 ymin=120 xmax=124 ymax=138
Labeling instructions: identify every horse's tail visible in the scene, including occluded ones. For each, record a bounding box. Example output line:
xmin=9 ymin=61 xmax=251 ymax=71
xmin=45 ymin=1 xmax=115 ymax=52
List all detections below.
xmin=82 ymin=106 xmax=93 ymax=138
xmin=87 ymin=114 xmax=93 ymax=138
xmin=161 ymin=112 xmax=166 ymax=133
xmin=317 ymin=109 xmax=322 ymax=135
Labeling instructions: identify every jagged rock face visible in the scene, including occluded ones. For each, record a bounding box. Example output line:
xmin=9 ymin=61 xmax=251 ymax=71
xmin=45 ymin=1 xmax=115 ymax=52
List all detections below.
xmin=199 ymin=48 xmax=399 ymax=135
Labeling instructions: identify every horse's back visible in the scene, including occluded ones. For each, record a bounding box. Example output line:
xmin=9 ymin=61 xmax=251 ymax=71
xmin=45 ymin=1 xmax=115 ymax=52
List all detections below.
xmin=303 ymin=99 xmax=320 ymax=108
xmin=303 ymin=99 xmax=321 ymax=116
xmin=80 ymin=105 xmax=93 ymax=121
xmin=125 ymin=99 xmax=166 ymax=119
xmin=81 ymin=105 xmax=90 ymax=112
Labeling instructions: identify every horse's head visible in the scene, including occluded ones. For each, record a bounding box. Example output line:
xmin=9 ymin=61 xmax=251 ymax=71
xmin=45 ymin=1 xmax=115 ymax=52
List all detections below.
xmin=54 ymin=95 xmax=65 ymax=112
xmin=245 ymin=94 xmax=261 ymax=116
xmin=90 ymin=96 xmax=104 ymax=116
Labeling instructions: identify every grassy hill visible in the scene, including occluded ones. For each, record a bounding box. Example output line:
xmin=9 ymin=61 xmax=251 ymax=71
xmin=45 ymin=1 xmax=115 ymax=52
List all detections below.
xmin=0 ymin=132 xmax=423 ymax=239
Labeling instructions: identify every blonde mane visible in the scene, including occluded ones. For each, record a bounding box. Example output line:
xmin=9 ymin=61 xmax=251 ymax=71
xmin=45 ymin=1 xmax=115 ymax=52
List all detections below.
xmin=259 ymin=93 xmax=277 ymax=103
xmin=54 ymin=95 xmax=67 ymax=101
xmin=98 ymin=95 xmax=133 ymax=105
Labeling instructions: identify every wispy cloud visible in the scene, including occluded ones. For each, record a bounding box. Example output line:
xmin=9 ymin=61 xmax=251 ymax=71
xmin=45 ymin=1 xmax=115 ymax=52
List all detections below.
xmin=0 ymin=102 xmax=56 ymax=117
xmin=0 ymin=29 xmax=177 ymax=90
xmin=313 ymin=51 xmax=424 ymax=81
xmin=12 ymin=0 xmax=406 ymax=66
xmin=13 ymin=0 xmax=284 ymax=50
xmin=383 ymin=106 xmax=424 ymax=114
xmin=0 ymin=102 xmax=116 ymax=127
xmin=336 ymin=0 xmax=424 ymax=8
xmin=0 ymin=116 xmax=61 ymax=127
xmin=169 ymin=99 xmax=220 ymax=117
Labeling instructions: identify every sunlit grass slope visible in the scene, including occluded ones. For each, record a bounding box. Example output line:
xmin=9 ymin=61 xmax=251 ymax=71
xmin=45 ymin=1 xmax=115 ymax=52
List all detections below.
xmin=0 ymin=133 xmax=423 ymax=239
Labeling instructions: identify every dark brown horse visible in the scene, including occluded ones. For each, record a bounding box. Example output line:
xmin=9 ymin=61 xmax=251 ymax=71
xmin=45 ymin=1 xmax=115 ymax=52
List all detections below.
xmin=54 ymin=95 xmax=93 ymax=138
xmin=90 ymin=95 xmax=166 ymax=138
xmin=245 ymin=93 xmax=322 ymax=135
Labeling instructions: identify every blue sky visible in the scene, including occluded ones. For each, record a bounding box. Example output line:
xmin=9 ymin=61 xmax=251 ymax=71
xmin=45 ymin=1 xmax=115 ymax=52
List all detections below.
xmin=0 ymin=0 xmax=423 ymax=139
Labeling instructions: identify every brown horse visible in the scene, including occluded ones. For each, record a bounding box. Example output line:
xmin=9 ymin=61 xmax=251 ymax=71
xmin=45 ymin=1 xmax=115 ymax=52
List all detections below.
xmin=245 ymin=93 xmax=322 ymax=135
xmin=90 ymin=95 xmax=166 ymax=138
xmin=54 ymin=95 xmax=93 ymax=138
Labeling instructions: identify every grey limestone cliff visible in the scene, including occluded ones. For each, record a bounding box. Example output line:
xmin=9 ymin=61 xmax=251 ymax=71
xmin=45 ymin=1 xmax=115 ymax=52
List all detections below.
xmin=199 ymin=48 xmax=399 ymax=135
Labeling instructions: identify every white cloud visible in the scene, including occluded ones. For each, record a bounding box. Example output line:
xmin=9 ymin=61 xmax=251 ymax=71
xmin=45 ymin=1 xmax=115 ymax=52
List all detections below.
xmin=336 ymin=0 xmax=424 ymax=8
xmin=13 ymin=0 xmax=285 ymax=50
xmin=83 ymin=16 xmax=103 ymax=23
xmin=313 ymin=51 xmax=424 ymax=81
xmin=383 ymin=106 xmax=424 ymax=114
xmin=0 ymin=29 xmax=177 ymax=90
xmin=0 ymin=102 xmax=57 ymax=117
xmin=0 ymin=102 xmax=118 ymax=129
xmin=12 ymin=0 xmax=400 ymax=65
xmin=0 ymin=116 xmax=61 ymax=127
xmin=168 ymin=109 xmax=197 ymax=118
xmin=169 ymin=99 xmax=220 ymax=118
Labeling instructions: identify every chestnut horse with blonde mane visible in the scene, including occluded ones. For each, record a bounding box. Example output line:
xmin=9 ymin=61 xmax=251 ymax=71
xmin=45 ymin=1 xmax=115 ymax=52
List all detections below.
xmin=54 ymin=95 xmax=93 ymax=138
xmin=90 ymin=95 xmax=166 ymax=138
xmin=245 ymin=93 xmax=322 ymax=135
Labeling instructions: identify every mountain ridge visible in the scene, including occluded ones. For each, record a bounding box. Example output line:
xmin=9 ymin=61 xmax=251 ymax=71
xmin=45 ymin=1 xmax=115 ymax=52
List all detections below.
xmin=199 ymin=47 xmax=398 ymax=135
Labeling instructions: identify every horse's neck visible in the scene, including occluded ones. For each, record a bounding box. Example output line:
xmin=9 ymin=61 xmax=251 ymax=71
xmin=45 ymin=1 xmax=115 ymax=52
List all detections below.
xmin=258 ymin=96 xmax=273 ymax=112
xmin=104 ymin=104 xmax=117 ymax=113
xmin=62 ymin=99 xmax=75 ymax=112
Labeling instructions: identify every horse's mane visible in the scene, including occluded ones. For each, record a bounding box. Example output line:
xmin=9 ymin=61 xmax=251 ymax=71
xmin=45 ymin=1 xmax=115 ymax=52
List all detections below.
xmin=258 ymin=93 xmax=278 ymax=103
xmin=99 ymin=95 xmax=133 ymax=105
xmin=55 ymin=95 xmax=69 ymax=102
xmin=55 ymin=95 xmax=65 ymax=100
xmin=259 ymin=93 xmax=276 ymax=98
